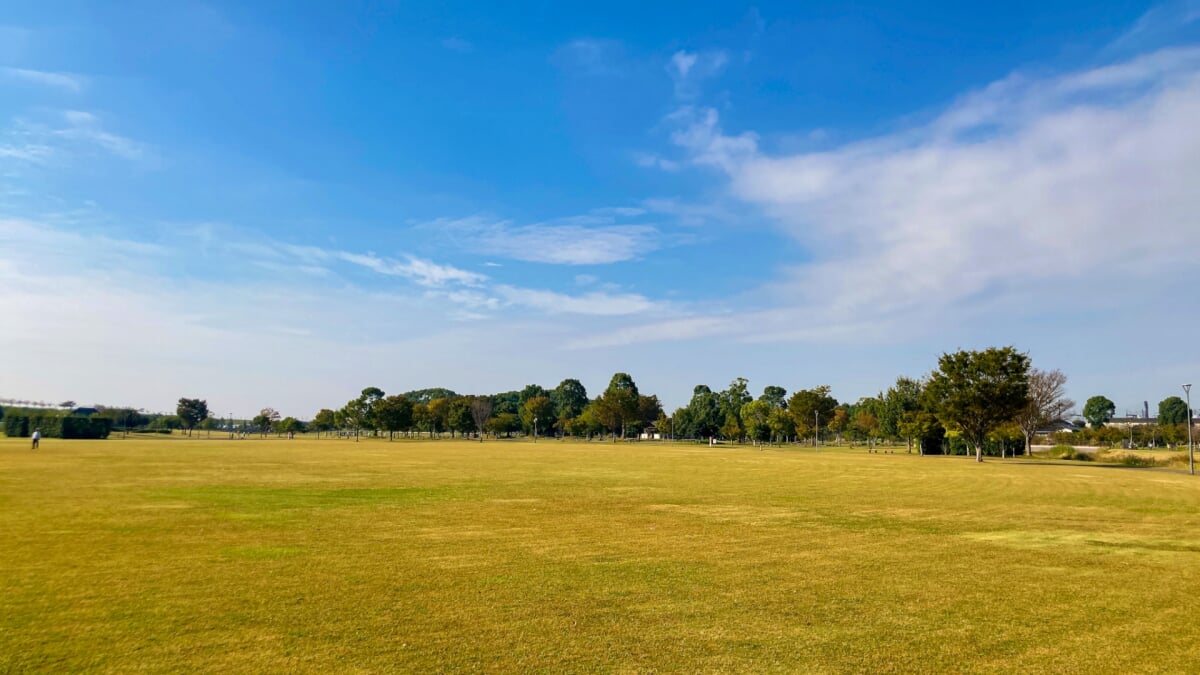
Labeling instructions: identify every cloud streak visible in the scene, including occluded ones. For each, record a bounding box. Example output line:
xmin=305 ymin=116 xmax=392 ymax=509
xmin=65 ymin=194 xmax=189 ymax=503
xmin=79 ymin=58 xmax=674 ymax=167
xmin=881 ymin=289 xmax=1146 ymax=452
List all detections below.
xmin=432 ymin=215 xmax=660 ymax=265
xmin=2 ymin=66 xmax=85 ymax=92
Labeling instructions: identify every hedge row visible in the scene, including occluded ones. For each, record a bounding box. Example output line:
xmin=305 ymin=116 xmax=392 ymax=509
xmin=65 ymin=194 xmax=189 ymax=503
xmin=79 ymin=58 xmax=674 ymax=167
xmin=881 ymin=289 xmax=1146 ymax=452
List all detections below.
xmin=3 ymin=415 xmax=112 ymax=439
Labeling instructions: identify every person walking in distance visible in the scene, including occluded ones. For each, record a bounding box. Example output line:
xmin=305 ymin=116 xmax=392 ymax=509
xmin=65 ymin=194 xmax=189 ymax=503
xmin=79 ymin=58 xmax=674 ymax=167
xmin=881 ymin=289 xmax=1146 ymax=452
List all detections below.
xmin=31 ymin=428 xmax=41 ymax=450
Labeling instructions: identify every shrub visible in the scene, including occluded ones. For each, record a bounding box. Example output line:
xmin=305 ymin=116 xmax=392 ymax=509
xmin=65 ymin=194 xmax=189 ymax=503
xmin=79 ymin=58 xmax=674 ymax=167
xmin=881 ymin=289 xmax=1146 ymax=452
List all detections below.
xmin=3 ymin=414 xmax=110 ymax=439
xmin=1050 ymin=444 xmax=1077 ymax=460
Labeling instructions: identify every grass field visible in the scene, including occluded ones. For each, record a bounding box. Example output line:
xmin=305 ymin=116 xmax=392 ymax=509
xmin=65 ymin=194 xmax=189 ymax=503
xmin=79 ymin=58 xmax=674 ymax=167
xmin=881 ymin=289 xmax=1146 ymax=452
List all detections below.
xmin=4 ymin=436 xmax=1200 ymax=672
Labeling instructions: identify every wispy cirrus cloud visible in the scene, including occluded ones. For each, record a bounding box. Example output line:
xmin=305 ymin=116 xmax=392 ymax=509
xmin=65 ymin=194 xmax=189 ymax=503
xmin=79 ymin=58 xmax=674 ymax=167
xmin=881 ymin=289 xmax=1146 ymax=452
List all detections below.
xmin=2 ymin=66 xmax=85 ymax=92
xmin=554 ymin=38 xmax=627 ymax=76
xmin=431 ymin=215 xmax=660 ymax=265
xmin=1109 ymin=0 xmax=1200 ymax=52
xmin=337 ymin=251 xmax=488 ymax=287
xmin=1 ymin=109 xmax=149 ymax=165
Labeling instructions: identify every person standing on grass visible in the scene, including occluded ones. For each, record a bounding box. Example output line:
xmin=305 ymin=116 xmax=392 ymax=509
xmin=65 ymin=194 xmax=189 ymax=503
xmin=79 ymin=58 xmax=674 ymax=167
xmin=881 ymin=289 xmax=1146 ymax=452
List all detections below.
xmin=31 ymin=428 xmax=40 ymax=450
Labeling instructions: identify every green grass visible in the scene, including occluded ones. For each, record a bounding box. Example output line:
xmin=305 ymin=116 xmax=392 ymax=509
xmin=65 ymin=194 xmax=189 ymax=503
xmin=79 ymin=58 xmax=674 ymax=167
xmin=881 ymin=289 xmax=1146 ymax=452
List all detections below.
xmin=3 ymin=436 xmax=1200 ymax=672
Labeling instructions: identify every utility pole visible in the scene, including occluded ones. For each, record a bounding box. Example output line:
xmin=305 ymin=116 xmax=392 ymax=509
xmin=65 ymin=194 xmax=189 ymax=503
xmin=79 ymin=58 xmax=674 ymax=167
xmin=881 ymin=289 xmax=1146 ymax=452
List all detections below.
xmin=533 ymin=415 xmax=538 ymax=443
xmin=1184 ymin=384 xmax=1193 ymax=476
xmin=814 ymin=410 xmax=819 ymax=449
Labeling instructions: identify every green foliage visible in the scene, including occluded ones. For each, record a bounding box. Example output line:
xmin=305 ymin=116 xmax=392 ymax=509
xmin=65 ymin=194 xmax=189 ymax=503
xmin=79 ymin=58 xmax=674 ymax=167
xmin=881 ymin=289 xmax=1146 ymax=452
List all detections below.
xmin=403 ymin=388 xmax=458 ymax=405
xmin=680 ymin=385 xmax=721 ymax=439
xmin=375 ymin=395 xmax=414 ymax=437
xmin=176 ymin=398 xmax=209 ymax=434
xmin=1158 ymin=396 xmax=1189 ymax=427
xmin=759 ymin=386 xmax=788 ymax=409
xmin=741 ymin=399 xmax=772 ymax=443
xmin=310 ymin=409 xmax=337 ymax=433
xmin=1083 ymin=396 xmax=1116 ymax=429
xmin=447 ymin=397 xmax=474 ymax=437
xmin=551 ymin=379 xmax=588 ymax=421
xmin=520 ymin=396 xmax=554 ymax=436
xmin=4 ymin=414 xmax=110 ymax=439
xmin=924 ymin=346 xmax=1030 ymax=461
xmin=594 ymin=373 xmax=640 ymax=438
xmin=787 ymin=386 xmax=839 ymax=441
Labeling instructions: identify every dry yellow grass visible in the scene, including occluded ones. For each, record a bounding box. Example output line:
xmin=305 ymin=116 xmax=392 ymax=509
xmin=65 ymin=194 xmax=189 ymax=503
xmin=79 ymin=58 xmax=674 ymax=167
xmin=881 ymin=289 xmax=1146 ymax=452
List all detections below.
xmin=3 ymin=435 xmax=1200 ymax=672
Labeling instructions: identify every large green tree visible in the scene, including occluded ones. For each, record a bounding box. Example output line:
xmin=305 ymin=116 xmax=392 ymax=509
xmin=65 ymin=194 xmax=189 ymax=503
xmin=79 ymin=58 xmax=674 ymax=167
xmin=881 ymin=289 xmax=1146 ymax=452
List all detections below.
xmin=1083 ymin=395 xmax=1116 ymax=429
xmin=759 ymin=386 xmax=788 ymax=409
xmin=1158 ymin=396 xmax=1190 ymax=427
xmin=311 ymin=408 xmax=336 ymax=438
xmin=787 ymin=386 xmax=839 ymax=447
xmin=683 ymin=385 xmax=722 ymax=440
xmin=375 ymin=394 xmax=414 ymax=440
xmin=176 ymin=398 xmax=209 ymax=437
xmin=595 ymin=373 xmax=640 ymax=440
xmin=880 ymin=377 xmax=922 ymax=446
xmin=552 ymin=379 xmax=589 ymax=422
xmin=520 ymin=396 xmax=555 ymax=439
xmin=741 ymin=399 xmax=772 ymax=444
xmin=924 ymin=346 xmax=1031 ymax=462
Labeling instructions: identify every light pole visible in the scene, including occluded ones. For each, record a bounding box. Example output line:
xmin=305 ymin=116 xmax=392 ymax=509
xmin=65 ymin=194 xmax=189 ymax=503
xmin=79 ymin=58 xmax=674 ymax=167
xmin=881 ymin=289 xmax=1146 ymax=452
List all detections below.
xmin=814 ymin=411 xmax=819 ymax=449
xmin=1184 ymin=384 xmax=1193 ymax=476
xmin=533 ymin=415 xmax=538 ymax=443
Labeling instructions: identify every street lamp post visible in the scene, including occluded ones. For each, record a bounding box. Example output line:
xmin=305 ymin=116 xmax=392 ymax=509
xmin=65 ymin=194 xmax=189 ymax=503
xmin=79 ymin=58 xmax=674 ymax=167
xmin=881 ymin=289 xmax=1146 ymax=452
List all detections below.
xmin=533 ymin=415 xmax=538 ymax=443
xmin=814 ymin=411 xmax=820 ymax=449
xmin=1184 ymin=384 xmax=1194 ymax=476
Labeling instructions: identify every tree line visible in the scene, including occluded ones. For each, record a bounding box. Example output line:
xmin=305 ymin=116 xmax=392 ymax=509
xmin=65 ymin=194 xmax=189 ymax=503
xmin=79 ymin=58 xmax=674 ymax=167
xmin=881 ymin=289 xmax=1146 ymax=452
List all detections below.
xmin=172 ymin=346 xmax=1101 ymax=462
xmin=14 ymin=346 xmax=1190 ymax=459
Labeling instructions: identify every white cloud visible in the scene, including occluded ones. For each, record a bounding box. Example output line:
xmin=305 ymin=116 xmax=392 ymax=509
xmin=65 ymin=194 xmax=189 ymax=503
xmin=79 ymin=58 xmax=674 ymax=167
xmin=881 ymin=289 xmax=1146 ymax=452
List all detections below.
xmin=608 ymin=46 xmax=1200 ymax=349
xmin=1109 ymin=0 xmax=1200 ymax=52
xmin=2 ymin=66 xmax=85 ymax=92
xmin=336 ymin=251 xmax=487 ymax=287
xmin=0 ymin=110 xmax=149 ymax=165
xmin=496 ymin=285 xmax=658 ymax=316
xmin=555 ymin=38 xmax=625 ymax=76
xmin=666 ymin=50 xmax=729 ymax=99
xmin=433 ymin=215 xmax=659 ymax=265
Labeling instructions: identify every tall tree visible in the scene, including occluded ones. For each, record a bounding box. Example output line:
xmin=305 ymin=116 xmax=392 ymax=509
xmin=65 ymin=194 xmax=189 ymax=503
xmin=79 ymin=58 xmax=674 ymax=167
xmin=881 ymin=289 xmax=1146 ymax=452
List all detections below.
xmin=427 ymin=398 xmax=450 ymax=437
xmin=719 ymin=378 xmax=752 ymax=424
xmin=924 ymin=346 xmax=1031 ymax=462
xmin=311 ymin=408 xmax=336 ymax=438
xmin=595 ymin=373 xmax=640 ymax=440
xmin=741 ymin=399 xmax=772 ymax=444
xmin=375 ymin=395 xmax=414 ymax=440
xmin=1158 ymin=396 xmax=1190 ymax=427
xmin=447 ymin=397 xmax=475 ymax=438
xmin=176 ymin=398 xmax=209 ymax=437
xmin=684 ymin=385 xmax=722 ymax=440
xmin=520 ymin=396 xmax=554 ymax=439
xmin=469 ymin=396 xmax=494 ymax=442
xmin=1014 ymin=369 xmax=1074 ymax=456
xmin=552 ymin=379 xmax=589 ymax=421
xmin=881 ymin=377 xmax=923 ymax=447
xmin=254 ymin=407 xmax=281 ymax=437
xmin=767 ymin=407 xmax=795 ymax=444
xmin=1082 ymin=395 xmax=1116 ymax=429
xmin=787 ymin=386 xmax=839 ymax=447
xmin=759 ymin=386 xmax=788 ymax=409
xmin=358 ymin=387 xmax=386 ymax=433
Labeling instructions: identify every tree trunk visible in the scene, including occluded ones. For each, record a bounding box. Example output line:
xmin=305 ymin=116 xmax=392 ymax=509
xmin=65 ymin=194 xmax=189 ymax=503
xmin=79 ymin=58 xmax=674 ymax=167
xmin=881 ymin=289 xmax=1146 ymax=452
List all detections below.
xmin=1024 ymin=432 xmax=1032 ymax=457
xmin=975 ymin=442 xmax=983 ymax=463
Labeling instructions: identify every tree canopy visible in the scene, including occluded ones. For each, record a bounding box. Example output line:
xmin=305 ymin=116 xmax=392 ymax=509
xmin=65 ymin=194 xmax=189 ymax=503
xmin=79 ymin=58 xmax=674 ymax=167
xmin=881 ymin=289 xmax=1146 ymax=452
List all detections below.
xmin=1083 ymin=396 xmax=1116 ymax=429
xmin=924 ymin=347 xmax=1030 ymax=462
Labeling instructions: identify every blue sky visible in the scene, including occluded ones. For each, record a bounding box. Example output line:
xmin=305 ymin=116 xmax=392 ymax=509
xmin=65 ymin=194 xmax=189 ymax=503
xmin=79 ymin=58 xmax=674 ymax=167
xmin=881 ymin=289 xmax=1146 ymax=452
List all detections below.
xmin=2 ymin=1 xmax=1199 ymax=417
